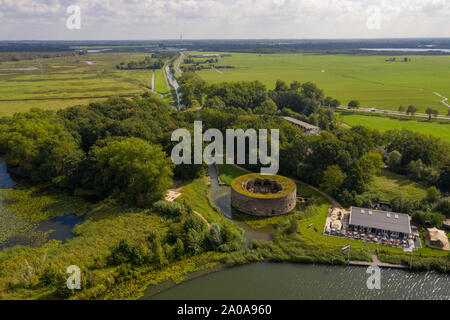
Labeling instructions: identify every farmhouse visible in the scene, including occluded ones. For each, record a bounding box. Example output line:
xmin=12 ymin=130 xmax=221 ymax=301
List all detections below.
xmin=349 ymin=207 xmax=412 ymax=237
xmin=283 ymin=117 xmax=321 ymax=134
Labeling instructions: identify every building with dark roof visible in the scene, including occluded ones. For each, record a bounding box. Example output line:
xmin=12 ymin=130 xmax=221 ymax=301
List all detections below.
xmin=283 ymin=116 xmax=321 ymax=134
xmin=349 ymin=207 xmax=412 ymax=236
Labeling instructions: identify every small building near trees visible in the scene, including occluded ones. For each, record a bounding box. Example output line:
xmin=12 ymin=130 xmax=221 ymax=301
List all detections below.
xmin=283 ymin=117 xmax=321 ymax=135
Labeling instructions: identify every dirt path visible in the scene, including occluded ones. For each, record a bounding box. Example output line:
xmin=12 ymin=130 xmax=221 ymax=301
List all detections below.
xmin=231 ymin=164 xmax=342 ymax=208
xmin=194 ymin=211 xmax=211 ymax=228
xmin=434 ymin=92 xmax=449 ymax=108
xmin=349 ymin=250 xmax=407 ymax=269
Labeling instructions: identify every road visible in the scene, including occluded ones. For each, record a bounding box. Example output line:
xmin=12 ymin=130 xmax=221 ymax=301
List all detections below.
xmin=337 ymin=106 xmax=450 ymax=120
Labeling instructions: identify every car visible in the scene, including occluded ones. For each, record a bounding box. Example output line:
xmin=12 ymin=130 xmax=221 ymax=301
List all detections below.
xmin=384 ymin=110 xmax=389 ymax=114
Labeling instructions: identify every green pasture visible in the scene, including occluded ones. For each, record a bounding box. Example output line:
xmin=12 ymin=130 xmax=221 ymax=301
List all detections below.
xmin=337 ymin=112 xmax=450 ymax=142
xmin=0 ymin=53 xmax=155 ymax=116
xmin=190 ymin=51 xmax=450 ymax=113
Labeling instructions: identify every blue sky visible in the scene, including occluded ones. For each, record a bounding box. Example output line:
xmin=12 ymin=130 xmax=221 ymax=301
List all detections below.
xmin=0 ymin=0 xmax=449 ymax=40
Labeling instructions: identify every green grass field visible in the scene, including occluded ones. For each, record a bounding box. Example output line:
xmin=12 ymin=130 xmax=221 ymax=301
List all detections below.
xmin=337 ymin=112 xmax=450 ymax=142
xmin=190 ymin=51 xmax=450 ymax=113
xmin=367 ymin=169 xmax=428 ymax=202
xmin=0 ymin=53 xmax=156 ymax=116
xmin=153 ymin=68 xmax=171 ymax=103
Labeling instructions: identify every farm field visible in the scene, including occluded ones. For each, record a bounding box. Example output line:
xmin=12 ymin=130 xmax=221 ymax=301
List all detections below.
xmin=0 ymin=53 xmax=156 ymax=116
xmin=337 ymin=112 xmax=450 ymax=142
xmin=191 ymin=52 xmax=450 ymax=113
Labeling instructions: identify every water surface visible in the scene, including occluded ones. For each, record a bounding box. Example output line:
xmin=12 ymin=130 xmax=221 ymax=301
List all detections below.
xmin=148 ymin=263 xmax=450 ymax=300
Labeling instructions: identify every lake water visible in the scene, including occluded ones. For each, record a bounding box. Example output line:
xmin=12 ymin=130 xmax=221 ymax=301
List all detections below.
xmin=148 ymin=263 xmax=450 ymax=300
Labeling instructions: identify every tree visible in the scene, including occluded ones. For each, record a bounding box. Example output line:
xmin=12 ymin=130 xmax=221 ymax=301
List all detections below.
xmin=434 ymin=197 xmax=450 ymax=217
xmin=406 ymin=105 xmax=417 ymax=115
xmin=398 ymin=105 xmax=405 ymax=113
xmin=360 ymin=152 xmax=383 ymax=176
xmin=426 ymin=186 xmax=441 ymax=203
xmin=320 ymin=165 xmax=346 ymax=196
xmin=207 ymin=223 xmax=223 ymax=249
xmin=324 ymin=96 xmax=340 ymax=108
xmin=95 ymin=137 xmax=173 ymax=206
xmin=0 ymin=108 xmax=83 ymax=183
xmin=426 ymin=108 xmax=433 ymax=120
xmin=274 ymin=80 xmax=289 ymax=91
xmin=254 ymin=99 xmax=278 ymax=115
xmin=286 ymin=216 xmax=299 ymax=234
xmin=348 ymin=100 xmax=360 ymax=109
xmin=174 ymin=238 xmax=185 ymax=259
xmin=386 ymin=150 xmax=402 ymax=171
xmin=439 ymin=163 xmax=450 ymax=192
xmin=185 ymin=229 xmax=203 ymax=255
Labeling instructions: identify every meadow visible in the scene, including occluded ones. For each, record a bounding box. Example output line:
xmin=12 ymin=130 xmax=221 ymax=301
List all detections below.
xmin=337 ymin=112 xmax=450 ymax=142
xmin=0 ymin=53 xmax=158 ymax=116
xmin=191 ymin=52 xmax=450 ymax=113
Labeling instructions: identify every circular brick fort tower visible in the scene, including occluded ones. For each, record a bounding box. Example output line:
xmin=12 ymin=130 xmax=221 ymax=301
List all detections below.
xmin=231 ymin=173 xmax=297 ymax=216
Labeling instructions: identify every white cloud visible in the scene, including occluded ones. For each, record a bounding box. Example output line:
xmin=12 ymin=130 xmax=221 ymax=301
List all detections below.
xmin=0 ymin=0 xmax=449 ymax=39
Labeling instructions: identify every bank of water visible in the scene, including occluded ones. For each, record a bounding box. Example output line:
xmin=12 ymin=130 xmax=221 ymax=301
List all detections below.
xmin=0 ymin=160 xmax=85 ymax=251
xmin=148 ymin=262 xmax=450 ymax=300
xmin=144 ymin=165 xmax=450 ymax=300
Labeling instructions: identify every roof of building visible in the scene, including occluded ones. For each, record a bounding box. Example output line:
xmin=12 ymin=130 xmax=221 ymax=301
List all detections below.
xmin=349 ymin=207 xmax=412 ymax=234
xmin=426 ymin=228 xmax=449 ymax=246
xmin=283 ymin=117 xmax=320 ymax=130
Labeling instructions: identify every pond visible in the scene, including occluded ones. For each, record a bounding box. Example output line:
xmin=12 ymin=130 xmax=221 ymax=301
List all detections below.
xmin=0 ymin=160 xmax=85 ymax=251
xmin=147 ymin=262 xmax=450 ymax=300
